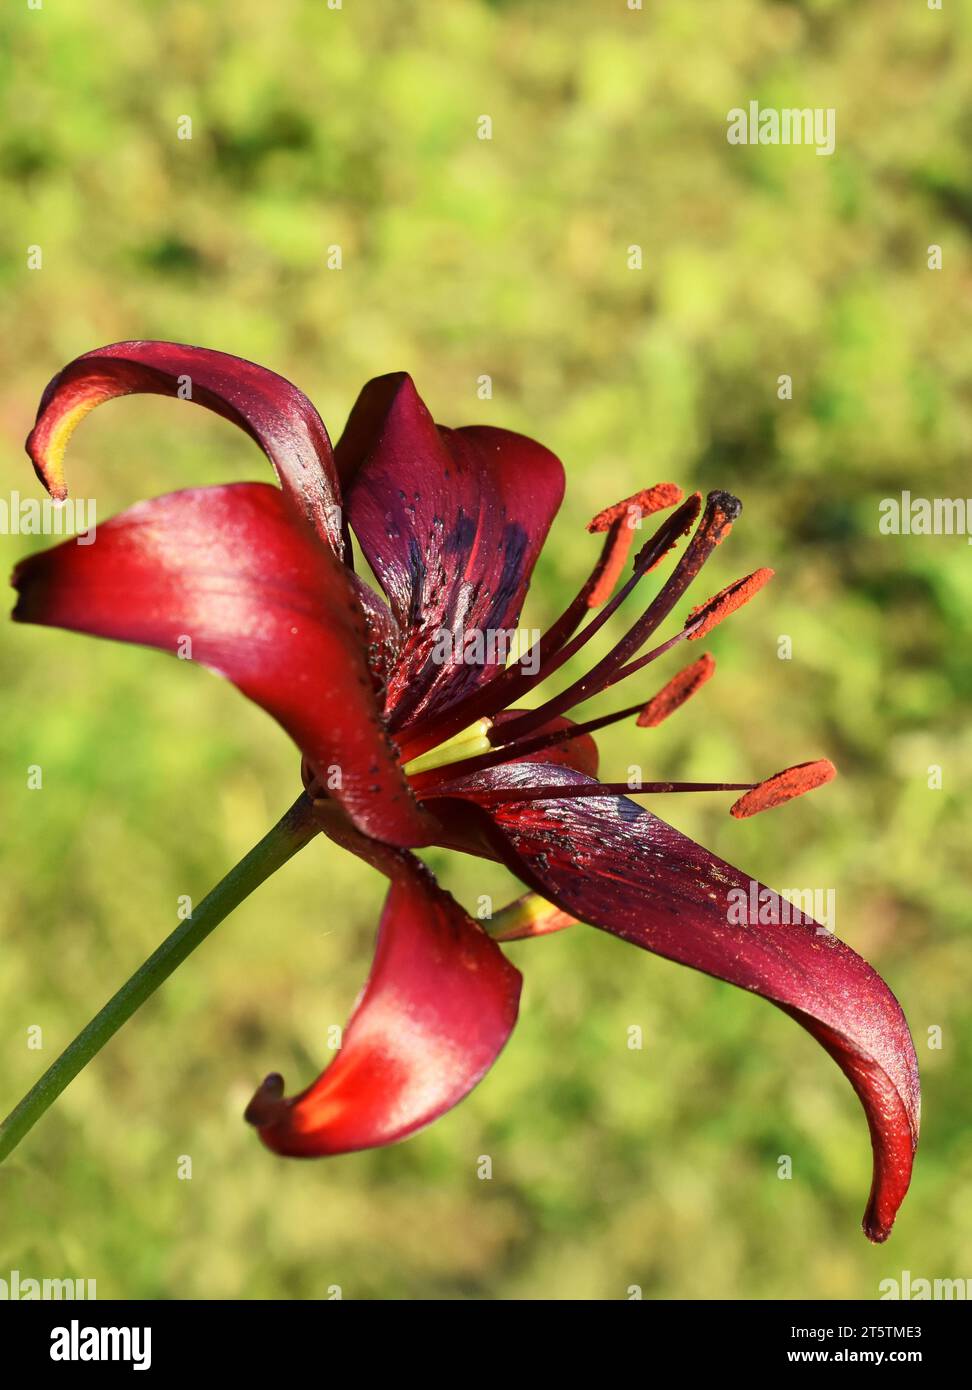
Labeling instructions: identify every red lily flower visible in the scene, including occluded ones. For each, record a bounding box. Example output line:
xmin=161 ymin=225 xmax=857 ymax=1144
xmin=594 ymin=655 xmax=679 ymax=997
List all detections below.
xmin=12 ymin=342 xmax=919 ymax=1242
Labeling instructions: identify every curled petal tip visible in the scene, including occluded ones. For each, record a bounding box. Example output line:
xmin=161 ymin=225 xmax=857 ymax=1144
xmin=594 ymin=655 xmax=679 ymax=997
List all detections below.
xmin=22 ymin=341 xmax=348 ymax=553
xmin=26 ymin=391 xmax=102 ymax=500
xmin=863 ymin=1198 xmax=910 ymax=1243
xmin=438 ymin=763 xmax=919 ymax=1241
xmin=244 ymin=1073 xmax=288 ymax=1128
xmin=245 ymin=862 xmax=521 ymax=1159
xmin=27 ymin=442 xmax=68 ymax=501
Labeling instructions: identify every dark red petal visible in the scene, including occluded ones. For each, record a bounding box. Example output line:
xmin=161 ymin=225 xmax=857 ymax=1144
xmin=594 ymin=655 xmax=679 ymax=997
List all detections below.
xmin=11 ymin=483 xmax=429 ymax=846
xmin=26 ymin=340 xmax=345 ymax=554
xmin=336 ymin=373 xmax=565 ymax=729
xmin=353 ymin=576 xmax=403 ymax=690
xmin=246 ymin=852 xmax=521 ymax=1155
xmin=488 ymin=710 xmax=599 ymax=777
xmin=429 ymin=762 xmax=920 ymax=1242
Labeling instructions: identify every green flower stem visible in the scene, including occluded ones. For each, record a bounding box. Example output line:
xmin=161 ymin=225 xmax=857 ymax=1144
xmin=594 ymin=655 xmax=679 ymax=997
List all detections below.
xmin=0 ymin=792 xmax=321 ymax=1165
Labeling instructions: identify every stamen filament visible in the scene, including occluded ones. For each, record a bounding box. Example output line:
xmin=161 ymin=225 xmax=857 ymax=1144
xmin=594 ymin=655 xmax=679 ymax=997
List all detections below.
xmin=420 ymin=780 xmax=756 ymax=805
xmin=397 ymin=491 xmax=701 ymax=761
xmin=489 ymin=491 xmax=740 ymax=744
xmin=409 ymin=702 xmax=648 ymax=785
xmin=410 ymin=649 xmax=715 ymax=784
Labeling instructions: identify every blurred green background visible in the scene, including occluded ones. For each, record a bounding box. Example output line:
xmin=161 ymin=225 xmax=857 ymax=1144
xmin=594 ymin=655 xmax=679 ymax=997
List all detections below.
xmin=1 ymin=0 xmax=970 ymax=1300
